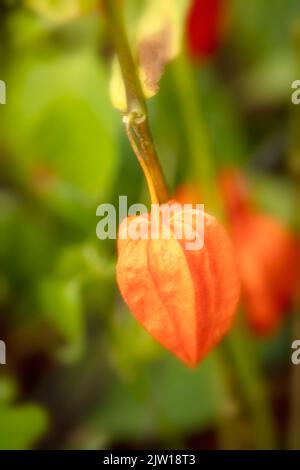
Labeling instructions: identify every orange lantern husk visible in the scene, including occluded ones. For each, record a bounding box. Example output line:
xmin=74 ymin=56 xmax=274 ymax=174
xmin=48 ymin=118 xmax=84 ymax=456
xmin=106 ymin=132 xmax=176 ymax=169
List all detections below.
xmin=117 ymin=201 xmax=240 ymax=367
xmin=177 ymin=171 xmax=298 ymax=336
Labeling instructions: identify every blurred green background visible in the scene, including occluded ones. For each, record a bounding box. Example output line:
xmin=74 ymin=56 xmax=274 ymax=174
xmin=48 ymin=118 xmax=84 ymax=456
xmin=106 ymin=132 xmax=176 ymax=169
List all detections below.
xmin=0 ymin=0 xmax=299 ymax=450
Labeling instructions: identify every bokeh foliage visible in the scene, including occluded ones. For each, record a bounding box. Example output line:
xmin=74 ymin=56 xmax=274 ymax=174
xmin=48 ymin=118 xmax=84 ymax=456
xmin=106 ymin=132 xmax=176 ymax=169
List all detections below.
xmin=0 ymin=0 xmax=299 ymax=449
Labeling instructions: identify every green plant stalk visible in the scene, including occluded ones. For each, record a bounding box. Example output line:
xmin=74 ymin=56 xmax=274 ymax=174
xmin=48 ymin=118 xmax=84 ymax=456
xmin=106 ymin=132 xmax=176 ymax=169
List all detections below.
xmin=226 ymin=321 xmax=277 ymax=449
xmin=173 ymin=56 xmax=245 ymax=449
xmin=173 ymin=53 xmax=276 ymax=449
xmin=287 ymin=20 xmax=300 ymax=450
xmin=102 ymin=0 xmax=169 ymax=205
xmin=211 ymin=350 xmax=245 ymax=449
xmin=172 ymin=54 xmax=223 ymax=217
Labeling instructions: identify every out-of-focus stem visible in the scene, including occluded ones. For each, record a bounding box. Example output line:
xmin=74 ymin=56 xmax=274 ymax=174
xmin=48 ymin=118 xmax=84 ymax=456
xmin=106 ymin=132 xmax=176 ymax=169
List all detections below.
xmin=287 ymin=20 xmax=300 ymax=450
xmin=227 ymin=322 xmax=277 ymax=449
xmin=102 ymin=0 xmax=169 ymax=205
xmin=173 ymin=50 xmax=276 ymax=449
xmin=172 ymin=54 xmax=223 ymax=216
xmin=212 ymin=350 xmax=243 ymax=449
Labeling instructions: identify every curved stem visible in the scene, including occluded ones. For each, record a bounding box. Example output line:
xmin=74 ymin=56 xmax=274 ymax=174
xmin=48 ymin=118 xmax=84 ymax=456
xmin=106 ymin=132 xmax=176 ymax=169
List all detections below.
xmin=126 ymin=119 xmax=169 ymax=204
xmin=102 ymin=0 xmax=169 ymax=204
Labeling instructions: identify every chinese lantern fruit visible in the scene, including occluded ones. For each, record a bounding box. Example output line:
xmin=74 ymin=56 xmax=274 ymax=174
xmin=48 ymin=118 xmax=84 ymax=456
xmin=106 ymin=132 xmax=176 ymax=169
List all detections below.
xmin=176 ymin=174 xmax=298 ymax=336
xmin=229 ymin=211 xmax=297 ymax=335
xmin=220 ymin=170 xmax=298 ymax=335
xmin=116 ymin=202 xmax=240 ymax=367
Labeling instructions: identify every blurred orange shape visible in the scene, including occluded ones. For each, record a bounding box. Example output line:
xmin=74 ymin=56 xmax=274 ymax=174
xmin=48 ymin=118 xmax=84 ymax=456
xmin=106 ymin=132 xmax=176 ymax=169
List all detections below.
xmin=116 ymin=201 xmax=240 ymax=367
xmin=231 ymin=211 xmax=297 ymax=334
xmin=175 ymin=184 xmax=201 ymax=205
xmin=177 ymin=171 xmax=298 ymax=336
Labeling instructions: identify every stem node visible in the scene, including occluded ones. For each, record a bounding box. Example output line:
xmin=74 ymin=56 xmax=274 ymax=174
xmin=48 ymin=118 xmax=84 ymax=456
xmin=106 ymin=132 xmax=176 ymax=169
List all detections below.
xmin=103 ymin=0 xmax=169 ymax=205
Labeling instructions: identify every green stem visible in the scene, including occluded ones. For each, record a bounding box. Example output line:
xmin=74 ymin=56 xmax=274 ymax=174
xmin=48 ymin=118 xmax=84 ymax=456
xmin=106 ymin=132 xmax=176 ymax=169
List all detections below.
xmin=102 ymin=0 xmax=169 ymax=205
xmin=226 ymin=320 xmax=277 ymax=449
xmin=173 ymin=55 xmax=244 ymax=449
xmin=125 ymin=119 xmax=169 ymax=205
xmin=212 ymin=350 xmax=244 ymax=449
xmin=173 ymin=51 xmax=276 ymax=449
xmin=102 ymin=0 xmax=145 ymax=118
xmin=287 ymin=21 xmax=300 ymax=449
xmin=172 ymin=54 xmax=222 ymax=216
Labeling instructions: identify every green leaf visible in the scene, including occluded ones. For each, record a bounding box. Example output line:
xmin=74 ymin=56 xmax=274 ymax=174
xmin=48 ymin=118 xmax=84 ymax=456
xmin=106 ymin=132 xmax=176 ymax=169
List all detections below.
xmin=0 ymin=377 xmax=17 ymax=406
xmin=56 ymin=243 xmax=115 ymax=282
xmin=0 ymin=202 xmax=58 ymax=292
xmin=0 ymin=404 xmax=48 ymax=450
xmin=250 ymin=174 xmax=296 ymax=225
xmin=39 ymin=278 xmax=85 ymax=362
xmin=149 ymin=355 xmax=226 ymax=434
xmin=0 ymin=378 xmax=47 ymax=450
xmin=92 ymin=379 xmax=156 ymax=441
xmin=110 ymin=0 xmax=189 ymax=111
xmin=93 ymin=354 xmax=226 ymax=442
xmin=2 ymin=49 xmax=119 ymax=217
xmin=240 ymin=52 xmax=293 ymax=107
xmin=25 ymin=0 xmax=96 ymax=24
xmin=196 ymin=66 xmax=247 ymax=168
xmin=109 ymin=310 xmax=161 ymax=380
